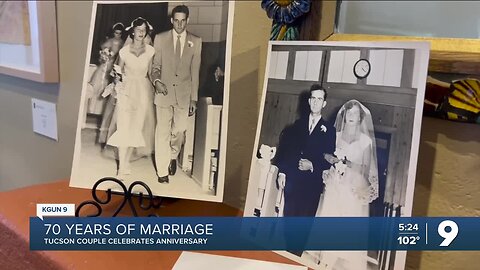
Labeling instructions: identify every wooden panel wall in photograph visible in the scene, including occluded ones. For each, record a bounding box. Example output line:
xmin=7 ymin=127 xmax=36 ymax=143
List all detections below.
xmin=293 ymin=50 xmax=323 ymax=81
xmin=367 ymin=50 xmax=404 ymax=87
xmin=384 ymin=106 xmax=415 ymax=207
xmin=269 ymin=79 xmax=417 ymax=109
xmin=268 ymin=51 xmax=289 ymax=80
xmin=258 ymin=93 xmax=396 ymax=150
xmin=319 ymin=97 xmax=347 ymax=121
xmin=367 ymin=103 xmax=395 ymax=128
xmin=259 ymin=92 xmax=300 ymax=148
xmin=401 ymin=48 xmax=415 ymax=88
xmin=327 ymin=50 xmax=361 ymax=84
xmin=396 ymin=107 xmax=415 ymax=207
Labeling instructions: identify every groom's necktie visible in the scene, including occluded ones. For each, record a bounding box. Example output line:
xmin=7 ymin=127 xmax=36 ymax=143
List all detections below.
xmin=175 ymin=35 xmax=181 ymax=63
xmin=309 ymin=118 xmax=315 ymax=134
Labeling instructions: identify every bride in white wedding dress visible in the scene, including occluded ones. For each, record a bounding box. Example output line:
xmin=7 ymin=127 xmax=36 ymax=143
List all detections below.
xmin=311 ymin=100 xmax=379 ymax=270
xmin=106 ymin=17 xmax=155 ymax=176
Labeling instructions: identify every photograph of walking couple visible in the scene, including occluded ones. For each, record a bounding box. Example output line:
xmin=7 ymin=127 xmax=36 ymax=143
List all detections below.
xmin=245 ymin=41 xmax=429 ymax=270
xmin=71 ymin=1 xmax=233 ymax=202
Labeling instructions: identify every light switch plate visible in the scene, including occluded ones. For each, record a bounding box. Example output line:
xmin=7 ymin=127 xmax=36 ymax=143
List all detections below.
xmin=31 ymin=98 xmax=58 ymax=141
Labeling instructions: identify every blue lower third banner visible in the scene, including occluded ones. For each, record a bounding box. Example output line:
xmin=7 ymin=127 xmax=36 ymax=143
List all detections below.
xmin=30 ymin=217 xmax=480 ymax=250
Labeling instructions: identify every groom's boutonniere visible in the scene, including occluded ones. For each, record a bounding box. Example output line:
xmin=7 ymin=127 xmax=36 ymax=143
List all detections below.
xmin=334 ymin=161 xmax=346 ymax=176
xmin=320 ymin=125 xmax=327 ymax=132
xmin=188 ymin=41 xmax=194 ymax=48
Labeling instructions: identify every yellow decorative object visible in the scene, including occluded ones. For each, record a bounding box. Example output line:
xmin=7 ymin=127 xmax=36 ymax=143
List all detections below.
xmin=440 ymin=78 xmax=480 ymax=123
xmin=275 ymin=0 xmax=294 ymax=7
xmin=277 ymin=25 xmax=288 ymax=40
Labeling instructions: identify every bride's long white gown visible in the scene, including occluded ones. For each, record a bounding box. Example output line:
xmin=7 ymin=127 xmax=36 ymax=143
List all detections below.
xmin=107 ymin=45 xmax=155 ymax=150
xmin=316 ymin=133 xmax=373 ymax=270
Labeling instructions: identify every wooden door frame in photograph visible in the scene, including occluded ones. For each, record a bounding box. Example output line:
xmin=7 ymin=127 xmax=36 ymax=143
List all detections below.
xmin=0 ymin=1 xmax=59 ymax=83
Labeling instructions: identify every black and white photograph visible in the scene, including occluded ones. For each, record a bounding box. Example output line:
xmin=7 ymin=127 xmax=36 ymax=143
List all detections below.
xmin=244 ymin=41 xmax=430 ymax=269
xmin=70 ymin=1 xmax=233 ymax=202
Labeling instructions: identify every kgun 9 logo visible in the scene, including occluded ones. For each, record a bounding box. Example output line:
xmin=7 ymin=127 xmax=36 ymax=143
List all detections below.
xmin=438 ymin=220 xmax=458 ymax=247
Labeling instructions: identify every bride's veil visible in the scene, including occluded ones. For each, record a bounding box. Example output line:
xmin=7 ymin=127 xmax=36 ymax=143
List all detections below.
xmin=334 ymin=100 xmax=379 ymax=204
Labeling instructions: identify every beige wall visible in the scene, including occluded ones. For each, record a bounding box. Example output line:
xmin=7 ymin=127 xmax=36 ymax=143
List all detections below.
xmin=0 ymin=1 xmax=479 ymax=268
xmin=407 ymin=117 xmax=480 ymax=270
xmin=222 ymin=1 xmax=271 ymax=208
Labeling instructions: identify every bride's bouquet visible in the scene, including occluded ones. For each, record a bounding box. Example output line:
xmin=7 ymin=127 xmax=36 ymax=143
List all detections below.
xmin=102 ymin=65 xmax=124 ymax=99
xmin=324 ymin=151 xmax=347 ymax=175
xmin=99 ymin=47 xmax=115 ymax=64
xmin=322 ymin=151 xmax=348 ymax=189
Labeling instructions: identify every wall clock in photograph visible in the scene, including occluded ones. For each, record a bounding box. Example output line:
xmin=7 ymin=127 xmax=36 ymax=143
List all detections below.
xmin=353 ymin=59 xmax=371 ymax=79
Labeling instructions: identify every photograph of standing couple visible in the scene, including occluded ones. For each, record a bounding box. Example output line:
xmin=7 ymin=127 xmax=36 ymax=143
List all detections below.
xmin=245 ymin=42 xmax=429 ymax=270
xmin=273 ymin=86 xmax=378 ymax=220
xmin=259 ymin=84 xmax=378 ymax=270
xmin=71 ymin=1 xmax=232 ymax=202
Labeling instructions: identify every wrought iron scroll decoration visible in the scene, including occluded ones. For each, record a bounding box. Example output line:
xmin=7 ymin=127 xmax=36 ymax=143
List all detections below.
xmin=75 ymin=177 xmax=163 ymax=217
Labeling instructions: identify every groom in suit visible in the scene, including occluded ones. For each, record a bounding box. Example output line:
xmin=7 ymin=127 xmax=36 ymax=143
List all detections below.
xmin=274 ymin=84 xmax=336 ymax=217
xmin=151 ymin=5 xmax=202 ymax=183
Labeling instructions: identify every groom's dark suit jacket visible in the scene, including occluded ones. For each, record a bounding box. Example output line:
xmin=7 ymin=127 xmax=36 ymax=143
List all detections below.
xmin=274 ymin=116 xmax=336 ymax=217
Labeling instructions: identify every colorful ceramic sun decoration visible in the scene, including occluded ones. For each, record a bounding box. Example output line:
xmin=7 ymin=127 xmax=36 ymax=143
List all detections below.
xmin=425 ymin=77 xmax=480 ymax=124
xmin=442 ymin=78 xmax=480 ymax=123
xmin=261 ymin=0 xmax=311 ymax=40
